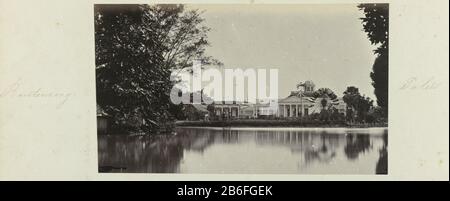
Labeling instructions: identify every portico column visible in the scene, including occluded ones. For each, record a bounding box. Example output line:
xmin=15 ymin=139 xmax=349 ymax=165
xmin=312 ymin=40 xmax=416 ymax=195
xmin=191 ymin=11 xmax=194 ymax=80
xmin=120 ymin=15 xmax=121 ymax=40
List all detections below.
xmin=287 ymin=105 xmax=289 ymax=117
xmin=284 ymin=105 xmax=287 ymax=117
xmin=281 ymin=105 xmax=283 ymax=117
xmin=277 ymin=105 xmax=280 ymax=117
xmin=301 ymin=102 xmax=304 ymax=116
xmin=290 ymin=105 xmax=293 ymax=117
xmin=280 ymin=105 xmax=282 ymax=117
xmin=292 ymin=104 xmax=295 ymax=117
xmin=296 ymin=105 xmax=299 ymax=117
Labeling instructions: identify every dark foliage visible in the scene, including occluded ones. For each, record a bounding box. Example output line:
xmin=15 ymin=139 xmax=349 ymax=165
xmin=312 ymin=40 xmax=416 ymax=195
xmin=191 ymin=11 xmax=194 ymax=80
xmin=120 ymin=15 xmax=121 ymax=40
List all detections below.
xmin=358 ymin=4 xmax=389 ymax=118
xmin=371 ymin=52 xmax=388 ymax=113
xmin=312 ymin=88 xmax=338 ymax=100
xmin=95 ymin=4 xmax=218 ymax=133
xmin=343 ymin=86 xmax=374 ymax=122
xmin=357 ymin=4 xmax=389 ymax=55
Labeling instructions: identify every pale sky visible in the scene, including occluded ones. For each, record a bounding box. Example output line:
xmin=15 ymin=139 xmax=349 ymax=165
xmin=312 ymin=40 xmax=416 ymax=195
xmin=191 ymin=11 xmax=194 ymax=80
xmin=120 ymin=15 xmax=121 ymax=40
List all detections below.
xmin=187 ymin=4 xmax=378 ymax=102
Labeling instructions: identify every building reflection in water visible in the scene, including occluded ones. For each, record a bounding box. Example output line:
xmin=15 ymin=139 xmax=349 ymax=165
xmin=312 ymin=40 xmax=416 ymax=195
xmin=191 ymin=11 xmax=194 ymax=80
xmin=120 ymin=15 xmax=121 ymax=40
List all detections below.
xmin=98 ymin=128 xmax=387 ymax=174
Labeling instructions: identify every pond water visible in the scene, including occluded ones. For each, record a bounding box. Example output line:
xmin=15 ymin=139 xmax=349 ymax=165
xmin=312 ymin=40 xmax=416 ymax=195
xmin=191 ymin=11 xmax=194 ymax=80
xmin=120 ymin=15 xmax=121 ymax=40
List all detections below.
xmin=98 ymin=127 xmax=387 ymax=174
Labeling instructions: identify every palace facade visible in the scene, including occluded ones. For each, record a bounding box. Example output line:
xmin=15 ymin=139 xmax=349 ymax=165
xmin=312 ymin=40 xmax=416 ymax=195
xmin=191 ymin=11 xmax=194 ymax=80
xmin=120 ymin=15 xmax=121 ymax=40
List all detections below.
xmin=186 ymin=81 xmax=347 ymax=120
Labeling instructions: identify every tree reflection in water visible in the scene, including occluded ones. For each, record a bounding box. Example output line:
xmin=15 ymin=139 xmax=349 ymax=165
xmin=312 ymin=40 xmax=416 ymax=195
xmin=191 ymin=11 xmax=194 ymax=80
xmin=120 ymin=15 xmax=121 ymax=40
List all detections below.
xmin=375 ymin=132 xmax=388 ymax=174
xmin=344 ymin=134 xmax=372 ymax=160
xmin=98 ymin=135 xmax=183 ymax=173
xmin=98 ymin=128 xmax=387 ymax=174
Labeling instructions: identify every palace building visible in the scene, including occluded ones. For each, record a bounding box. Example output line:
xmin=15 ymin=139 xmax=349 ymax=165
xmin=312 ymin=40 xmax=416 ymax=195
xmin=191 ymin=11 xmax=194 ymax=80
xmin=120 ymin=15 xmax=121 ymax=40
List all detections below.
xmin=187 ymin=80 xmax=347 ymax=120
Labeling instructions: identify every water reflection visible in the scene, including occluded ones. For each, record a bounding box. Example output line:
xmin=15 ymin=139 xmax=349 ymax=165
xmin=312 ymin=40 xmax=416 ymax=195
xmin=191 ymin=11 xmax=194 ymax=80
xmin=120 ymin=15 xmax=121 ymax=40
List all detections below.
xmin=344 ymin=134 xmax=371 ymax=160
xmin=98 ymin=128 xmax=388 ymax=174
xmin=375 ymin=132 xmax=388 ymax=174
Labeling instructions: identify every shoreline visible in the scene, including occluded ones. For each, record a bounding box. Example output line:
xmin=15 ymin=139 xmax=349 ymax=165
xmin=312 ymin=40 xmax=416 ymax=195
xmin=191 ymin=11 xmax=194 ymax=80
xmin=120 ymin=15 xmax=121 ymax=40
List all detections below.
xmin=176 ymin=126 xmax=388 ymax=130
xmin=98 ymin=121 xmax=388 ymax=136
xmin=174 ymin=120 xmax=387 ymax=129
xmin=99 ymin=126 xmax=388 ymax=137
xmin=175 ymin=126 xmax=388 ymax=135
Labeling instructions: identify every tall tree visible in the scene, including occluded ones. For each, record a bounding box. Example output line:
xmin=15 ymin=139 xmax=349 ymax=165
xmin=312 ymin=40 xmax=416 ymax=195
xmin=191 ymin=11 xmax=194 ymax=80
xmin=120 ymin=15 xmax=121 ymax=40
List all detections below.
xmin=358 ymin=4 xmax=388 ymax=117
xmin=358 ymin=4 xmax=388 ymax=54
xmin=371 ymin=52 xmax=388 ymax=114
xmin=343 ymin=86 xmax=374 ymax=122
xmin=95 ymin=4 xmax=218 ymax=133
xmin=141 ymin=5 xmax=221 ymax=71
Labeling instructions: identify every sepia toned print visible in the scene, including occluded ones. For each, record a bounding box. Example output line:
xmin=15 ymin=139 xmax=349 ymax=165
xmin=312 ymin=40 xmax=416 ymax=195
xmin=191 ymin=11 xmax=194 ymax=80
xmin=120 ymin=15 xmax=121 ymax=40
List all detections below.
xmin=95 ymin=4 xmax=389 ymax=174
